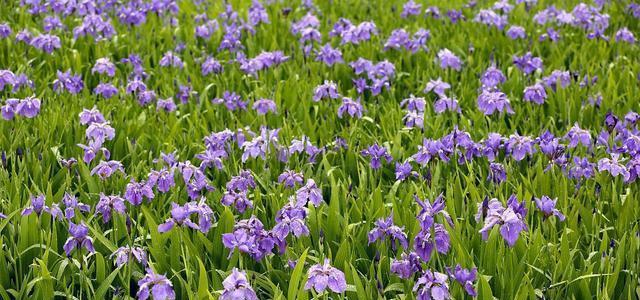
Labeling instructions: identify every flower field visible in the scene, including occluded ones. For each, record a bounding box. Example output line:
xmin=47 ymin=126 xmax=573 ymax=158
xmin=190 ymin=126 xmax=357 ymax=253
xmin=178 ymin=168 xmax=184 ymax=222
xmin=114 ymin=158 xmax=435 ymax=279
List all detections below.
xmin=0 ymin=0 xmax=639 ymax=299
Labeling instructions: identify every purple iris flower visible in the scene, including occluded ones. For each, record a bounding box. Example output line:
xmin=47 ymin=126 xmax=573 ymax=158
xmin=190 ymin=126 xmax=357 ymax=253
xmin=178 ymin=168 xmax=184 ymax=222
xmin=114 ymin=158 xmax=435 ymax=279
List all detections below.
xmin=63 ymin=222 xmax=95 ymax=256
xmin=1 ymin=98 xmax=19 ymax=120
xmin=304 ymin=259 xmax=347 ymax=294
xmin=337 ymin=97 xmax=363 ymax=119
xmin=505 ymin=134 xmax=536 ymax=161
xmin=315 ymin=44 xmax=343 ymax=66
xmin=221 ymin=268 xmax=258 ymax=300
xmin=446 ymin=265 xmax=477 ymax=297
xmin=137 ymin=269 xmax=175 ymax=300
xmin=476 ymin=195 xmax=528 ymax=247
xmin=391 ymin=252 xmax=422 ymax=279
xmin=296 ymin=179 xmax=323 ymax=207
xmin=480 ymin=66 xmax=506 ymax=89
xmin=368 ymin=215 xmax=408 ymax=250
xmin=513 ymin=52 xmax=543 ymax=75
xmin=598 ymin=153 xmax=630 ymax=180
xmin=278 ymin=170 xmax=304 ymax=188
xmin=79 ymin=107 xmax=106 ymax=125
xmin=488 ymin=162 xmax=507 ymax=184
xmin=221 ymin=190 xmax=253 ymax=213
xmin=565 ymin=124 xmax=592 ymax=149
xmin=414 ymin=223 xmax=451 ymax=262
xmin=53 ymin=70 xmax=84 ymax=94
xmin=361 ymin=143 xmax=393 ymax=170
xmin=423 ymin=78 xmax=451 ymax=97
xmin=147 ymin=168 xmax=175 ymax=193
xmin=157 ymin=98 xmax=177 ymax=112
xmin=413 ymin=138 xmax=450 ymax=165
xmin=523 ymin=83 xmax=547 ymax=104
xmin=395 ymin=162 xmax=418 ymax=181
xmin=401 ymin=0 xmax=422 ymax=18
xmin=252 ymin=98 xmax=276 ymax=115
xmin=158 ymin=202 xmax=200 ymax=233
xmin=21 ymin=194 xmax=63 ymax=220
xmin=568 ymin=156 xmax=596 ymax=180
xmin=436 ymin=49 xmax=462 ymax=71
xmin=95 ymin=193 xmax=126 ymax=223
xmin=30 ymin=34 xmax=61 ymax=53
xmin=400 ymin=95 xmax=426 ymax=112
xmin=111 ymin=246 xmax=148 ymax=267
xmin=477 ymin=90 xmax=514 ymax=115
xmin=272 ymin=198 xmax=309 ymax=241
xmin=90 ymin=160 xmax=125 ymax=180
xmin=61 ymin=193 xmax=90 ymax=220
xmin=92 ymin=58 xmax=116 ymax=77
xmin=77 ymin=141 xmax=110 ymax=163
xmin=94 ymin=83 xmax=119 ymax=99
xmin=615 ymin=27 xmax=636 ymax=43
xmin=125 ymin=179 xmax=155 ymax=205
xmin=506 ymin=26 xmax=526 ymax=39
xmin=222 ymin=216 xmax=277 ymax=261
xmin=534 ymin=196 xmax=565 ymax=221
xmin=159 ymin=51 xmax=184 ymax=69
xmin=16 ymin=97 xmax=41 ymax=118
xmin=201 ymin=57 xmax=223 ymax=75
xmin=313 ymin=81 xmax=340 ymax=101
xmin=413 ymin=270 xmax=450 ymax=300
xmin=212 ymin=91 xmax=248 ymax=111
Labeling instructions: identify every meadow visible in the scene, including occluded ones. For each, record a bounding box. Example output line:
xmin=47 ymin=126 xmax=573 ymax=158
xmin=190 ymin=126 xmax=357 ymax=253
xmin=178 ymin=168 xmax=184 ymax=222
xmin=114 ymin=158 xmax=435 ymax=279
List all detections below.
xmin=0 ymin=0 xmax=639 ymax=299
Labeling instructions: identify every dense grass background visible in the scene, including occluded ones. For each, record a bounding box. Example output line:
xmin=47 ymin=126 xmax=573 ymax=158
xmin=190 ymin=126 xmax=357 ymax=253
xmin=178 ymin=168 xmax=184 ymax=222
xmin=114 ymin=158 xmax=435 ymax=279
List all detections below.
xmin=0 ymin=0 xmax=639 ymax=299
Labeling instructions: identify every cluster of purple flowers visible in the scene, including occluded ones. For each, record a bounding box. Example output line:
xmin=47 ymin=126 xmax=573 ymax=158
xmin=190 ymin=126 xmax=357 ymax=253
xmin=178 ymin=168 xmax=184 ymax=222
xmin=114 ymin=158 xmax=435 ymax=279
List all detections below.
xmin=1 ymin=96 xmax=41 ymax=120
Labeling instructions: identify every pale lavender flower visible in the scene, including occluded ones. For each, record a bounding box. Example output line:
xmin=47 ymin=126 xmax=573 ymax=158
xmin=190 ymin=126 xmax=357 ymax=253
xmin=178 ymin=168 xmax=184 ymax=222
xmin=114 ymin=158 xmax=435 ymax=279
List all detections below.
xmin=477 ymin=90 xmax=514 ymax=115
xmin=395 ymin=162 xmax=418 ymax=181
xmin=413 ymin=270 xmax=450 ymax=300
xmin=414 ymin=224 xmax=450 ymax=262
xmin=157 ymin=98 xmax=177 ymax=112
xmin=423 ymin=78 xmax=451 ymax=97
xmin=111 ymin=246 xmax=148 ymax=267
xmin=337 ymin=97 xmax=363 ymax=119
xmin=16 ymin=97 xmax=41 ymax=118
xmin=90 ymin=160 xmax=125 ymax=179
xmin=436 ymin=49 xmax=462 ymax=71
xmin=505 ymin=134 xmax=536 ymax=161
xmin=488 ymin=162 xmax=507 ymax=184
xmin=137 ymin=269 xmax=175 ymax=300
xmin=79 ymin=107 xmax=106 ymax=125
xmin=296 ymin=179 xmax=323 ymax=207
xmin=30 ymin=34 xmax=61 ymax=53
xmin=221 ymin=269 xmax=258 ymax=300
xmin=391 ymin=252 xmax=421 ymax=279
xmin=313 ymin=81 xmax=340 ymax=101
xmin=278 ymin=170 xmax=304 ymax=188
xmin=272 ymin=198 xmax=309 ymax=240
xmin=304 ymin=259 xmax=347 ymax=294
xmin=565 ymin=124 xmax=592 ymax=148
xmin=94 ymin=83 xmax=118 ymax=99
xmin=201 ymin=57 xmax=224 ymax=75
xmin=598 ymin=153 xmax=630 ymax=180
xmin=476 ymin=196 xmax=528 ymax=247
xmin=401 ymin=0 xmax=422 ymax=18
xmin=61 ymin=193 xmax=90 ymax=219
xmin=221 ymin=190 xmax=253 ymax=213
xmin=159 ymin=51 xmax=183 ymax=69
xmin=92 ymin=58 xmax=116 ymax=77
xmin=615 ymin=27 xmax=636 ymax=43
xmin=434 ymin=96 xmax=461 ymax=114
